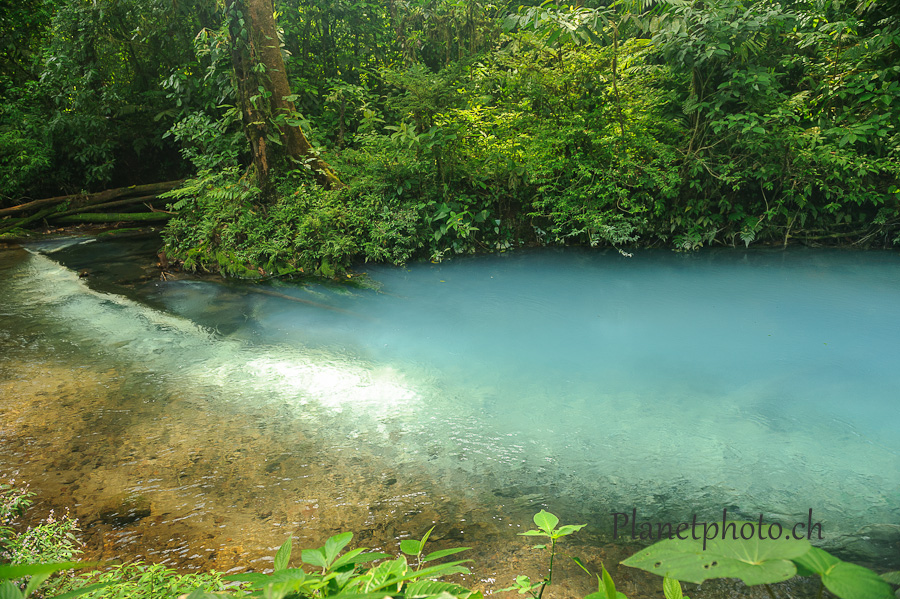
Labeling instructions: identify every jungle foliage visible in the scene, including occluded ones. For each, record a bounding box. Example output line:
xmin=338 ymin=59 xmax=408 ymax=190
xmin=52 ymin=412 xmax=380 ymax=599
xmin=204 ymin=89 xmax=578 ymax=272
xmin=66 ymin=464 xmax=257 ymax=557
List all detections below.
xmin=1 ymin=0 xmax=899 ymax=275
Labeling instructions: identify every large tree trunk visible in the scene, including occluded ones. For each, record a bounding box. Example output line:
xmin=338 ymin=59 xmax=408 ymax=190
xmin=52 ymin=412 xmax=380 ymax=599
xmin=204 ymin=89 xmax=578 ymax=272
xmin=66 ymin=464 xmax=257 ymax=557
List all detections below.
xmin=226 ymin=0 xmax=342 ymax=193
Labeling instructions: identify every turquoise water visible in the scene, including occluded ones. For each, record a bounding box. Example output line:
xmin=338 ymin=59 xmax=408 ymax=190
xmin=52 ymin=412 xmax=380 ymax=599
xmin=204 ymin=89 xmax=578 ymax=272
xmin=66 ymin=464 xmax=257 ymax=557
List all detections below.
xmin=1 ymin=238 xmax=898 ymax=569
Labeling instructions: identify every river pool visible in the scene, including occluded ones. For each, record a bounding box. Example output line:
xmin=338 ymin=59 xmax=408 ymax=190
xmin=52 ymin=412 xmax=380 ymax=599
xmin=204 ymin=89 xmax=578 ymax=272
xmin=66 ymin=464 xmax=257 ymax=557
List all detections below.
xmin=0 ymin=236 xmax=897 ymax=597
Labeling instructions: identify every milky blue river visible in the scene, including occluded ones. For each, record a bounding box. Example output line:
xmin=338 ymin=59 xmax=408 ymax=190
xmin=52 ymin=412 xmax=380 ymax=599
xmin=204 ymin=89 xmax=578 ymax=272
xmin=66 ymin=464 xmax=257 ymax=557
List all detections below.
xmin=1 ymin=237 xmax=897 ymax=585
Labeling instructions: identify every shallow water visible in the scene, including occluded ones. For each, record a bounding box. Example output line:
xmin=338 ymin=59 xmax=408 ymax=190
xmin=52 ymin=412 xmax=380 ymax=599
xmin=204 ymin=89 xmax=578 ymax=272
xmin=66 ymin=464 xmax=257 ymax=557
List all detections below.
xmin=0 ymin=237 xmax=897 ymax=596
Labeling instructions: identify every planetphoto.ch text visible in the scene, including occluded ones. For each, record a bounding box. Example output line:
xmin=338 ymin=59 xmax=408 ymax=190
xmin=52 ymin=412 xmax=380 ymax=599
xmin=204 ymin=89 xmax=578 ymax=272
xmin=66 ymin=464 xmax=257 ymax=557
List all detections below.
xmin=611 ymin=508 xmax=824 ymax=550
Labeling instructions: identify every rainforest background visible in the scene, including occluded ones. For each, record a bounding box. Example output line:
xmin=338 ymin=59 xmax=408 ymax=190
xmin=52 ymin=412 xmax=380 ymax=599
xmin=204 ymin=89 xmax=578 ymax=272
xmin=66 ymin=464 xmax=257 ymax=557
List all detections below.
xmin=1 ymin=0 xmax=899 ymax=276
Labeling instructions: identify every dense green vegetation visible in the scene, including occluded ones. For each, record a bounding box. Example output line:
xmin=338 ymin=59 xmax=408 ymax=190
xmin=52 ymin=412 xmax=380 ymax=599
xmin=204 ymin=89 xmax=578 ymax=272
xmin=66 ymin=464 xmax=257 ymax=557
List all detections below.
xmin=1 ymin=0 xmax=899 ymax=275
xmin=3 ymin=487 xmax=899 ymax=599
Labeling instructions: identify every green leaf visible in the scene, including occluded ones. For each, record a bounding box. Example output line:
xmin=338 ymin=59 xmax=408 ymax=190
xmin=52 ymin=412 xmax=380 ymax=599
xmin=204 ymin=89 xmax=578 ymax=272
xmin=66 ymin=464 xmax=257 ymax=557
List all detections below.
xmin=585 ymin=575 xmax=628 ymax=599
xmin=821 ymin=562 xmax=894 ymax=599
xmin=420 ymin=527 xmax=434 ymax=548
xmin=0 ymin=581 xmax=23 ymax=599
xmin=499 ymin=575 xmax=541 ymax=594
xmin=325 ymin=532 xmax=354 ymax=566
xmin=23 ymin=572 xmax=51 ymax=598
xmin=518 ymin=530 xmax=546 ymax=537
xmin=332 ymin=548 xmax=390 ymax=571
xmin=422 ymin=547 xmax=470 ymax=562
xmin=532 ymin=511 xmax=559 ymax=535
xmin=404 ymin=580 xmax=472 ymax=598
xmin=400 ymin=540 xmax=422 ymax=556
xmin=621 ymin=528 xmax=810 ymax=585
xmin=601 ymin=565 xmax=617 ymax=599
xmin=793 ymin=547 xmax=839 ymax=577
xmin=368 ymin=561 xmax=471 ymax=591
xmin=0 ymin=563 xmax=87 ymax=581
xmin=572 ymin=556 xmax=591 ymax=575
xmin=545 ymin=28 xmax=562 ymax=47
xmin=555 ymin=524 xmax=587 ymax=537
xmin=502 ymin=14 xmax=519 ymax=32
xmin=274 ymin=538 xmax=292 ymax=571
xmin=224 ymin=572 xmax=283 ymax=585
xmin=302 ymin=548 xmax=329 ymax=570
xmin=663 ymin=576 xmax=683 ymax=599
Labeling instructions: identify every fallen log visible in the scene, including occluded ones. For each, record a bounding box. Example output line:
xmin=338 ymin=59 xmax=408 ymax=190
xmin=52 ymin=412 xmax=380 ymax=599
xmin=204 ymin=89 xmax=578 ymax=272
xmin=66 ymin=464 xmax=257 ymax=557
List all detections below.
xmin=53 ymin=212 xmax=172 ymax=224
xmin=51 ymin=195 xmax=165 ymax=218
xmin=0 ymin=180 xmax=184 ymax=217
xmin=0 ymin=204 xmax=69 ymax=235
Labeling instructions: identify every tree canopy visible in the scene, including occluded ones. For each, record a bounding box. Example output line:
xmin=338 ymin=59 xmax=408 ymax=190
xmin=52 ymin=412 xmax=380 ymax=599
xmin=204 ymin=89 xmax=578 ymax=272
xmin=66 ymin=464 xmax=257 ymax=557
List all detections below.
xmin=1 ymin=0 xmax=898 ymax=274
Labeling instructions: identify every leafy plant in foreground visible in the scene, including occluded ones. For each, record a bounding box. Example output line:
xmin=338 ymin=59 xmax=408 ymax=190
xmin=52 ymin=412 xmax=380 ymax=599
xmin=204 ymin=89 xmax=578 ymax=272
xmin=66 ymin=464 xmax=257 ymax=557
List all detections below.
xmin=0 ymin=563 xmax=110 ymax=599
xmin=74 ymin=562 xmax=227 ymax=599
xmin=504 ymin=511 xmax=899 ymax=599
xmin=209 ymin=530 xmax=477 ymax=599
xmin=502 ymin=510 xmax=585 ymax=599
xmin=621 ymin=521 xmax=898 ymax=599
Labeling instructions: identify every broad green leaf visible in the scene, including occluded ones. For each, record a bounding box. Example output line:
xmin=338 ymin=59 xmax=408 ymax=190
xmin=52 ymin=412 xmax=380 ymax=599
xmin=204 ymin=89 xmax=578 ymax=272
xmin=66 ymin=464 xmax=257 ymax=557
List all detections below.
xmin=663 ymin=576 xmax=683 ymax=599
xmin=404 ymin=579 xmax=472 ymax=598
xmin=274 ymin=538 xmax=292 ymax=571
xmin=265 ymin=569 xmax=308 ymax=584
xmin=400 ymin=540 xmax=422 ymax=556
xmin=0 ymin=563 xmax=88 ymax=581
xmin=223 ymin=572 xmax=273 ymax=584
xmin=555 ymin=524 xmax=587 ymax=537
xmin=325 ymin=532 xmax=354 ymax=565
xmin=0 ymin=582 xmax=22 ymax=599
xmin=332 ymin=549 xmax=390 ymax=571
xmin=793 ymin=546 xmax=839 ymax=577
xmin=545 ymin=28 xmax=563 ymax=47
xmin=366 ymin=556 xmax=409 ymax=589
xmin=518 ymin=530 xmax=546 ymax=537
xmin=23 ymin=572 xmax=51 ymax=598
xmin=302 ymin=548 xmax=329 ymax=570
xmin=256 ymin=580 xmax=294 ymax=599
xmin=793 ymin=547 xmax=893 ymax=598
xmin=621 ymin=528 xmax=810 ymax=585
xmin=368 ymin=560 xmax=471 ymax=591
xmin=532 ymin=510 xmax=559 ymax=534
xmin=422 ymin=547 xmax=470 ymax=562
xmin=820 ymin=562 xmax=894 ymax=599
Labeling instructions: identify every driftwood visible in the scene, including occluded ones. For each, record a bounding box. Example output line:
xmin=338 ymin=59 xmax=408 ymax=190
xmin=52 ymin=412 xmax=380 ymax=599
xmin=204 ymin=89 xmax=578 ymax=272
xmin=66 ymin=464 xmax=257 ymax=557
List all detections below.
xmin=0 ymin=180 xmax=183 ymax=217
xmin=0 ymin=180 xmax=184 ymax=235
xmin=52 ymin=195 xmax=165 ymax=218
xmin=0 ymin=206 xmax=64 ymax=235
xmin=53 ymin=212 xmax=172 ymax=224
